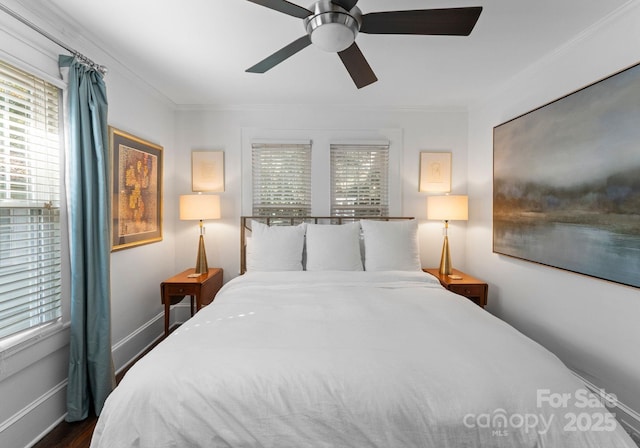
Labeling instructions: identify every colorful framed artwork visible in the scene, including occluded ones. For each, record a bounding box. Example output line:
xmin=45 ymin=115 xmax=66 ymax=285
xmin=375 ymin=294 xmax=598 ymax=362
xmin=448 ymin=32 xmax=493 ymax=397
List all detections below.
xmin=493 ymin=62 xmax=640 ymax=288
xmin=419 ymin=151 xmax=451 ymax=192
xmin=192 ymin=150 xmax=225 ymax=192
xmin=110 ymin=127 xmax=163 ymax=251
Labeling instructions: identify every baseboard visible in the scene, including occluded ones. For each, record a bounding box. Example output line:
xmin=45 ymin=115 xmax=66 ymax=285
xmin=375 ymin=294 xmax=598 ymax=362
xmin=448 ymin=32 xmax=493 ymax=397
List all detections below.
xmin=111 ymin=310 xmax=165 ymax=372
xmin=572 ymin=371 xmax=640 ymax=445
xmin=172 ymin=302 xmax=193 ymax=325
xmin=0 ymin=380 xmax=67 ymax=448
xmin=617 ymin=407 xmax=640 ymax=446
xmin=0 ymin=380 xmax=66 ymax=434
xmin=110 ymin=304 xmax=196 ymax=372
xmin=25 ymin=413 xmax=66 ymax=448
xmin=5 ymin=311 xmax=167 ymax=448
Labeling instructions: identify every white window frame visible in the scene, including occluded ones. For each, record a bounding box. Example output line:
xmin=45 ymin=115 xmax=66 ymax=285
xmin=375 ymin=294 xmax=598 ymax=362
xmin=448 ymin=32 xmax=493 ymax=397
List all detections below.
xmin=330 ymin=141 xmax=390 ymax=217
xmin=242 ymin=128 xmax=402 ymax=216
xmin=250 ymin=140 xmax=312 ymax=217
xmin=0 ymin=58 xmax=64 ymax=347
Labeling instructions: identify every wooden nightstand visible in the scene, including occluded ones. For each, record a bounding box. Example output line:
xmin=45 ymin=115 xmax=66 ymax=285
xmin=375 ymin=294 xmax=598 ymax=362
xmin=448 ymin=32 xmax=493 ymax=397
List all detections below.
xmin=161 ymin=268 xmax=223 ymax=336
xmin=423 ymin=268 xmax=488 ymax=308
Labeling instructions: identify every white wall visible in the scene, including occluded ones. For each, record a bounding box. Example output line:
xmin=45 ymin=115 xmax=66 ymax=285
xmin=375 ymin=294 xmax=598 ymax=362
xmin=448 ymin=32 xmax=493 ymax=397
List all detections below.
xmin=0 ymin=2 xmax=177 ymax=447
xmin=6 ymin=0 xmax=638 ymax=446
xmin=467 ymin=0 xmax=640 ymax=425
xmin=107 ymin=64 xmax=177 ymax=371
xmin=173 ymin=106 xmax=469 ymax=281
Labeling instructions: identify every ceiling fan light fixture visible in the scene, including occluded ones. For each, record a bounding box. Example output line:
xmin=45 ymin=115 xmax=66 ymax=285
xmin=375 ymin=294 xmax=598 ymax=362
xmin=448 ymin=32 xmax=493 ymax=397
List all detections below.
xmin=305 ymin=11 xmax=360 ymax=52
xmin=246 ymin=0 xmax=482 ymax=88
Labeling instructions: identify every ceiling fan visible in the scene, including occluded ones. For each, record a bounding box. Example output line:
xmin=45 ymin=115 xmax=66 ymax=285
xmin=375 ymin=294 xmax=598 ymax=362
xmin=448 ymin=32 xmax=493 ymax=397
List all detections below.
xmin=245 ymin=0 xmax=482 ymax=89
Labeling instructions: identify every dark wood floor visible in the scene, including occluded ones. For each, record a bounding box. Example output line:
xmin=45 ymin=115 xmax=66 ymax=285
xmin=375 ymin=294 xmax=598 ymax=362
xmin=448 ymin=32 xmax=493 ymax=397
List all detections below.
xmin=33 ymin=333 xmax=166 ymax=448
xmin=32 ymin=416 xmax=98 ymax=448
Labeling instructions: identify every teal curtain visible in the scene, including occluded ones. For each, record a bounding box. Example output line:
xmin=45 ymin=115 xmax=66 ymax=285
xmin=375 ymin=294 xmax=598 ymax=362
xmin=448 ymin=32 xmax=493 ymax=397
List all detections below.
xmin=59 ymin=55 xmax=115 ymax=422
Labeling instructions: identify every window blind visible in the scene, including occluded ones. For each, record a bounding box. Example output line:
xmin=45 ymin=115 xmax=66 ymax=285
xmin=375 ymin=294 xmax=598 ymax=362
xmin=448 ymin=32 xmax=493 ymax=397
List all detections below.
xmin=0 ymin=59 xmax=62 ymax=340
xmin=330 ymin=143 xmax=389 ymax=217
xmin=252 ymin=142 xmax=312 ymax=217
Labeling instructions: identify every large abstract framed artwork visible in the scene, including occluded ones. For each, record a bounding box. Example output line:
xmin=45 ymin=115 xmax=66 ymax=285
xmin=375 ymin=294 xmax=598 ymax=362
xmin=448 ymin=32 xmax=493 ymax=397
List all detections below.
xmin=493 ymin=63 xmax=640 ymax=288
xmin=111 ymin=127 xmax=163 ymax=251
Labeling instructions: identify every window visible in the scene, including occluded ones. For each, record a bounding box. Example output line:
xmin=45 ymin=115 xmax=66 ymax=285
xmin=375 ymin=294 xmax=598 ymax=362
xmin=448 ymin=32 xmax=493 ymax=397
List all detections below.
xmin=251 ymin=141 xmax=312 ymax=217
xmin=0 ymin=60 xmax=62 ymax=340
xmin=330 ymin=143 xmax=389 ymax=217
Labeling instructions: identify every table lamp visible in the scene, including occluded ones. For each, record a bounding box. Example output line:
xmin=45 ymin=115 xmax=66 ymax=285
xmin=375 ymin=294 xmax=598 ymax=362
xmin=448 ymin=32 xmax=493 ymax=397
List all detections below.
xmin=427 ymin=195 xmax=468 ymax=275
xmin=180 ymin=194 xmax=221 ymax=275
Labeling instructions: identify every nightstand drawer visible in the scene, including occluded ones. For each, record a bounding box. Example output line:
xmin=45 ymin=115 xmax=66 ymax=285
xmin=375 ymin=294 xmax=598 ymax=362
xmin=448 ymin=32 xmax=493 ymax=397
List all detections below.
xmin=164 ymin=284 xmax=198 ymax=296
xmin=449 ymin=284 xmax=485 ymax=298
xmin=161 ymin=268 xmax=224 ymax=336
xmin=423 ymin=268 xmax=488 ymax=308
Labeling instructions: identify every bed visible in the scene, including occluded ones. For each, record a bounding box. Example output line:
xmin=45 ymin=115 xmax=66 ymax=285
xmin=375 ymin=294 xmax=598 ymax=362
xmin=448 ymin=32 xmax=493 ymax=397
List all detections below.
xmin=91 ymin=217 xmax=635 ymax=448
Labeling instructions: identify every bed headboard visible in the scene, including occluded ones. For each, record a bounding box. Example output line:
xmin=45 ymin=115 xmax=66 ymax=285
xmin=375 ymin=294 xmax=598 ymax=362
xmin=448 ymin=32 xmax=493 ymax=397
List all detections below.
xmin=240 ymin=216 xmax=414 ymax=274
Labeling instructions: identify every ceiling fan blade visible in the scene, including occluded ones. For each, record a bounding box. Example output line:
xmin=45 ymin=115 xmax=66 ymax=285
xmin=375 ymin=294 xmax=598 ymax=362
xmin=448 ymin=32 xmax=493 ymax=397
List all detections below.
xmin=246 ymin=35 xmax=312 ymax=73
xmin=360 ymin=7 xmax=482 ymax=36
xmin=331 ymin=0 xmax=359 ymax=11
xmin=338 ymin=43 xmax=377 ymax=89
xmin=247 ymin=0 xmax=313 ymax=19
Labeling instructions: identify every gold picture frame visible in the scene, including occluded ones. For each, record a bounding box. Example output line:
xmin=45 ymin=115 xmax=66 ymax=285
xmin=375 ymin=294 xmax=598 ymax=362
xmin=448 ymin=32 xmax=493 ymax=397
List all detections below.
xmin=419 ymin=151 xmax=452 ymax=192
xmin=192 ymin=150 xmax=225 ymax=192
xmin=110 ymin=127 xmax=163 ymax=251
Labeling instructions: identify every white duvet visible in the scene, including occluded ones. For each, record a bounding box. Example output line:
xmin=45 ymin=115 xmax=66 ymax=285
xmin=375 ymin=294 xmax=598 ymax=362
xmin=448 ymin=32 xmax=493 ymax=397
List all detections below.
xmin=91 ymin=271 xmax=635 ymax=447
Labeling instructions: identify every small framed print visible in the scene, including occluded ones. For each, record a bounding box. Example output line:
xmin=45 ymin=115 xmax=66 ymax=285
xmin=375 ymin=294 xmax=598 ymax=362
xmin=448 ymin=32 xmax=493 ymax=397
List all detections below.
xmin=419 ymin=151 xmax=452 ymax=192
xmin=192 ymin=150 xmax=224 ymax=192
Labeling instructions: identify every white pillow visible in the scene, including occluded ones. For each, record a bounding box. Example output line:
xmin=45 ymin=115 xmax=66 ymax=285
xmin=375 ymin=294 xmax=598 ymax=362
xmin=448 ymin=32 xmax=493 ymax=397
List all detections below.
xmin=360 ymin=219 xmax=421 ymax=271
xmin=305 ymin=222 xmax=363 ymax=271
xmin=246 ymin=221 xmax=306 ymax=271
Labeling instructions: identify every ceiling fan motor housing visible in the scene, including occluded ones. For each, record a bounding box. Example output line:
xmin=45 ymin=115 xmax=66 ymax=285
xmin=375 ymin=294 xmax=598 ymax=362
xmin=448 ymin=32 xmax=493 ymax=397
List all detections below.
xmin=304 ymin=0 xmax=362 ymax=52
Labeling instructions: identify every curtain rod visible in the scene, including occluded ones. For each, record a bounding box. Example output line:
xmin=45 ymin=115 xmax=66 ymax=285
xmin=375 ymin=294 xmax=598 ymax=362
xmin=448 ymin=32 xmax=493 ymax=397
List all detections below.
xmin=0 ymin=2 xmax=108 ymax=75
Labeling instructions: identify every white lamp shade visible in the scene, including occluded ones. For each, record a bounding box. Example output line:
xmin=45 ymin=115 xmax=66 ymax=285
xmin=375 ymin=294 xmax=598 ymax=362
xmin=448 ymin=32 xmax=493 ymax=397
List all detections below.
xmin=179 ymin=194 xmax=221 ymax=220
xmin=427 ymin=195 xmax=468 ymax=221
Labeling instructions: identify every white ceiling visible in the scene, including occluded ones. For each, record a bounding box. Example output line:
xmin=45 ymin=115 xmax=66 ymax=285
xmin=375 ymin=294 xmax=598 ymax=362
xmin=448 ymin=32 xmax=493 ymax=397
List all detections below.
xmin=26 ymin=0 xmax=631 ymax=108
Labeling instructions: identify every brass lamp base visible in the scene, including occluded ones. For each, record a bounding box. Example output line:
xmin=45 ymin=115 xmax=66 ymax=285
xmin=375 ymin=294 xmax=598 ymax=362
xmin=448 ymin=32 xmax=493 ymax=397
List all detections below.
xmin=194 ymin=233 xmax=209 ymax=275
xmin=439 ymin=235 xmax=452 ymax=275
